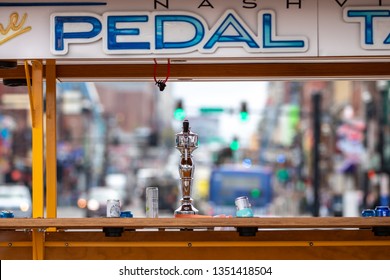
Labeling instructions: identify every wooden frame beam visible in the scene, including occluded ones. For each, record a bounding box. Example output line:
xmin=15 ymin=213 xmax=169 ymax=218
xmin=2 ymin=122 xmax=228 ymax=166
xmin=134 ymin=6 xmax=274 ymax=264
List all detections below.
xmin=2 ymin=62 xmax=390 ymax=81
xmin=45 ymin=60 xmax=57 ymax=220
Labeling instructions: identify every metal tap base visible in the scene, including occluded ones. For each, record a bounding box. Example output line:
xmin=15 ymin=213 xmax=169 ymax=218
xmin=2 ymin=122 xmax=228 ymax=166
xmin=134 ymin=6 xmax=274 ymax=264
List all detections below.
xmin=174 ymin=199 xmax=199 ymax=215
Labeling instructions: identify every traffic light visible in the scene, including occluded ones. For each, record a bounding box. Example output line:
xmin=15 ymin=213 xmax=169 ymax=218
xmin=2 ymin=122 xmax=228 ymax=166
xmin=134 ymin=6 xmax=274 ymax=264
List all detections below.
xmin=174 ymin=99 xmax=185 ymax=120
xmin=199 ymin=107 xmax=224 ymax=114
xmin=250 ymin=188 xmax=261 ymax=199
xmin=288 ymin=105 xmax=300 ymax=128
xmin=240 ymin=101 xmax=249 ymax=121
xmin=230 ymin=136 xmax=240 ymax=151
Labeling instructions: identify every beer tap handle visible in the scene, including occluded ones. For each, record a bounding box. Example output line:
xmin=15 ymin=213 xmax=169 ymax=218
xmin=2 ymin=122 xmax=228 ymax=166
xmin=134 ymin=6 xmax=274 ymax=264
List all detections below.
xmin=182 ymin=120 xmax=190 ymax=158
xmin=183 ymin=119 xmax=189 ymax=133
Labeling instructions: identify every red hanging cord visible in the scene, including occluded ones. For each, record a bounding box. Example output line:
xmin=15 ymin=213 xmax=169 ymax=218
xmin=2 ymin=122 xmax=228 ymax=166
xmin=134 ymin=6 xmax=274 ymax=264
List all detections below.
xmin=153 ymin=58 xmax=170 ymax=91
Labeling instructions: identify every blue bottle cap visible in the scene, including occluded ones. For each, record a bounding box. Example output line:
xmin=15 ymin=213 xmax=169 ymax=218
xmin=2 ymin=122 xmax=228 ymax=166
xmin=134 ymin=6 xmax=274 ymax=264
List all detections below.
xmin=375 ymin=206 xmax=390 ymax=217
xmin=120 ymin=211 xmax=133 ymax=218
xmin=1 ymin=210 xmax=14 ymax=218
xmin=361 ymin=209 xmax=376 ymax=217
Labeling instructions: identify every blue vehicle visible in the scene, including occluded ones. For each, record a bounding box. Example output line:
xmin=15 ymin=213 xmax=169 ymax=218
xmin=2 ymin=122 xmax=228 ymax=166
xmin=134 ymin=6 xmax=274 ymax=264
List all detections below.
xmin=208 ymin=165 xmax=273 ymax=216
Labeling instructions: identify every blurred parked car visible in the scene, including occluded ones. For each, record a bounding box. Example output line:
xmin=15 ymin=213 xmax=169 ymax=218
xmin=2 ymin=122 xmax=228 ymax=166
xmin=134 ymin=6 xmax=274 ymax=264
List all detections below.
xmin=77 ymin=187 xmax=121 ymax=217
xmin=0 ymin=185 xmax=32 ymax=217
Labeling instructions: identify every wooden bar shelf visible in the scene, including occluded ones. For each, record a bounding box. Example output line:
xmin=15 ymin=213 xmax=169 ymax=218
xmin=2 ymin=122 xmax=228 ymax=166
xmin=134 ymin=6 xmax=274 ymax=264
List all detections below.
xmin=0 ymin=217 xmax=389 ymax=230
xmin=1 ymin=217 xmax=390 ymax=260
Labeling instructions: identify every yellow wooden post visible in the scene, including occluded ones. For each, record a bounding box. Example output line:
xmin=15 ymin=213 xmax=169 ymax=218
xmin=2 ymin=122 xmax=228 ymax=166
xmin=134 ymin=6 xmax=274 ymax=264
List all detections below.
xmin=45 ymin=60 xmax=57 ymax=220
xmin=30 ymin=60 xmax=44 ymax=218
xmin=29 ymin=60 xmax=45 ymax=260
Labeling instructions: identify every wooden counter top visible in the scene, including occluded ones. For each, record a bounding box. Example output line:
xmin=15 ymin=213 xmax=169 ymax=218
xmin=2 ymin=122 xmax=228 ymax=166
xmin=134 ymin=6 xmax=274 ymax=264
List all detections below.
xmin=0 ymin=217 xmax=389 ymax=230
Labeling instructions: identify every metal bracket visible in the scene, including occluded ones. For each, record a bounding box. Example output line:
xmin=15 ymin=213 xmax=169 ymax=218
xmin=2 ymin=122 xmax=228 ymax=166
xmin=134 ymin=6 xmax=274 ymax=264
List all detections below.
xmin=103 ymin=227 xmax=124 ymax=237
xmin=237 ymin=227 xmax=258 ymax=237
xmin=372 ymin=227 xmax=390 ymax=236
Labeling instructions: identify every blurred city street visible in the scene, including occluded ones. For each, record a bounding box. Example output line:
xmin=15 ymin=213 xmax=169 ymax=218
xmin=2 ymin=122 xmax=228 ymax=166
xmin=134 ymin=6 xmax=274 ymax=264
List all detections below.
xmin=1 ymin=80 xmax=390 ymax=218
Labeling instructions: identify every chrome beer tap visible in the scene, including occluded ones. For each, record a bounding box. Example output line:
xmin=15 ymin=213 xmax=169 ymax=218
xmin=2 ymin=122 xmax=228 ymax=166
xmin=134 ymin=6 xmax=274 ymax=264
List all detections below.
xmin=175 ymin=119 xmax=199 ymax=215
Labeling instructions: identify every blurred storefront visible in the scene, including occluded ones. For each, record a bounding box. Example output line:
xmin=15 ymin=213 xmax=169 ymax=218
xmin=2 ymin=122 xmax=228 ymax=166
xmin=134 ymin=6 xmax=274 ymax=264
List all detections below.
xmin=258 ymin=80 xmax=390 ymax=217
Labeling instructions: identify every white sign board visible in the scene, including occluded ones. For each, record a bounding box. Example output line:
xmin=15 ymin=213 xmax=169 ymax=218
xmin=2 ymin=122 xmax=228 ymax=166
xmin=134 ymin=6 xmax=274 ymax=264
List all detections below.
xmin=0 ymin=0 xmax=389 ymax=60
